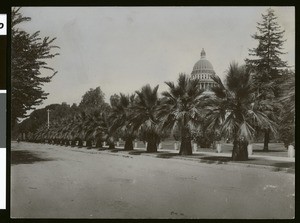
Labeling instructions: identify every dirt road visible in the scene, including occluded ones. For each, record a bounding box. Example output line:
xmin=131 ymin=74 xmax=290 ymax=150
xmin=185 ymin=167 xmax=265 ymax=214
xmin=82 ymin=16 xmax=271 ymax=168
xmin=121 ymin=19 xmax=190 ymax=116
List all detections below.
xmin=11 ymin=142 xmax=294 ymax=219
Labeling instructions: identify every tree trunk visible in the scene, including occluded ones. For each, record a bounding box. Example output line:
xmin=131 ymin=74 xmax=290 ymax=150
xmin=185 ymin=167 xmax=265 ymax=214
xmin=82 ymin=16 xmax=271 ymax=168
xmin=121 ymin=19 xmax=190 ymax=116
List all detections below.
xmin=78 ymin=140 xmax=83 ymax=148
xmin=108 ymin=142 xmax=115 ymax=149
xmin=71 ymin=140 xmax=76 ymax=147
xmin=179 ymin=128 xmax=192 ymax=155
xmin=95 ymin=139 xmax=103 ymax=148
xmin=86 ymin=140 xmax=92 ymax=149
xmin=64 ymin=139 xmax=70 ymax=146
xmin=232 ymin=138 xmax=248 ymax=161
xmin=124 ymin=139 xmax=133 ymax=151
xmin=146 ymin=139 xmax=157 ymax=153
xmin=263 ymin=129 xmax=270 ymax=151
xmin=179 ymin=137 xmax=192 ymax=155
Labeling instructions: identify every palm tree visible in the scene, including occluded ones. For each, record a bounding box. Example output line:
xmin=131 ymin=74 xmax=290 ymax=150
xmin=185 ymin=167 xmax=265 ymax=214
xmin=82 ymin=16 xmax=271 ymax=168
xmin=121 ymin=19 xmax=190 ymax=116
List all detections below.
xmin=66 ymin=113 xmax=88 ymax=147
xmin=101 ymin=112 xmax=116 ymax=149
xmin=84 ymin=109 xmax=108 ymax=149
xmin=83 ymin=112 xmax=97 ymax=148
xmin=158 ymin=74 xmax=204 ymax=155
xmin=59 ymin=118 xmax=72 ymax=146
xmin=91 ymin=111 xmax=115 ymax=149
xmin=70 ymin=111 xmax=89 ymax=147
xmin=33 ymin=124 xmax=48 ymax=143
xmin=130 ymin=84 xmax=161 ymax=153
xmin=110 ymin=93 xmax=136 ymax=151
xmin=48 ymin=121 xmax=61 ymax=144
xmin=64 ymin=115 xmax=80 ymax=147
xmin=205 ymin=62 xmax=277 ymax=161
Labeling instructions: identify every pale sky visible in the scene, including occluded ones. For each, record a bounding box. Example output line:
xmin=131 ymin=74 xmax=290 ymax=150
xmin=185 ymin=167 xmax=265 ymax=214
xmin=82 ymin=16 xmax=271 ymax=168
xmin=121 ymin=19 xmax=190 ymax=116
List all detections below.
xmin=16 ymin=7 xmax=295 ymax=109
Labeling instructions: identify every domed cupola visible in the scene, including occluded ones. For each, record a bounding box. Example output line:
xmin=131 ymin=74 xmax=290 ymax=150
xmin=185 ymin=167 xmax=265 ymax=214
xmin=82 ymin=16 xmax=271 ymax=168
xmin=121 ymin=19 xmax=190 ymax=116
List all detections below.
xmin=191 ymin=48 xmax=217 ymax=91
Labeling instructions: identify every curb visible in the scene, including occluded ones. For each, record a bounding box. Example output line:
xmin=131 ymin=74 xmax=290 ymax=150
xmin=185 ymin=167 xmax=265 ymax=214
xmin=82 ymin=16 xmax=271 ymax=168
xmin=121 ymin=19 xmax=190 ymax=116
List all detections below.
xmin=94 ymin=148 xmax=295 ymax=174
xmin=159 ymin=154 xmax=295 ymax=173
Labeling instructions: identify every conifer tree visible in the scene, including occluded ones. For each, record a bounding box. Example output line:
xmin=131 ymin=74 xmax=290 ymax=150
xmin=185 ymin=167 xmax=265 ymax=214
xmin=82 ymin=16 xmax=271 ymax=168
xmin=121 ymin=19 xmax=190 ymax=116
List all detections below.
xmin=11 ymin=7 xmax=59 ymax=126
xmin=245 ymin=8 xmax=288 ymax=151
xmin=246 ymin=8 xmax=287 ymax=79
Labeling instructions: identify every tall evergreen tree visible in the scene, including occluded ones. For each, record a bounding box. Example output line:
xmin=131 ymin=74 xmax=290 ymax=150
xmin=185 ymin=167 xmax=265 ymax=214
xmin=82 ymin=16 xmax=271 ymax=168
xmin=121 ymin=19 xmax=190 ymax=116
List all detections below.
xmin=11 ymin=7 xmax=59 ymax=126
xmin=245 ymin=8 xmax=288 ymax=151
xmin=278 ymin=69 xmax=295 ymax=148
xmin=246 ymin=8 xmax=287 ymax=78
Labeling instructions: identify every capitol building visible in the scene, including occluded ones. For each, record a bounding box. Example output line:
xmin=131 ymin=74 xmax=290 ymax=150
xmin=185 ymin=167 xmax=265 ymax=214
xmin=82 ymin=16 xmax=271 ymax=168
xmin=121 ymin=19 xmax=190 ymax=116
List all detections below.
xmin=191 ymin=48 xmax=217 ymax=91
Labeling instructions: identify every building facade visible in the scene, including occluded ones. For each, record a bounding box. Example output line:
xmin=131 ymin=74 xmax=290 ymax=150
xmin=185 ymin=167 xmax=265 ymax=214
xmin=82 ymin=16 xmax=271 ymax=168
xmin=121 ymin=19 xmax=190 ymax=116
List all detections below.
xmin=191 ymin=48 xmax=217 ymax=90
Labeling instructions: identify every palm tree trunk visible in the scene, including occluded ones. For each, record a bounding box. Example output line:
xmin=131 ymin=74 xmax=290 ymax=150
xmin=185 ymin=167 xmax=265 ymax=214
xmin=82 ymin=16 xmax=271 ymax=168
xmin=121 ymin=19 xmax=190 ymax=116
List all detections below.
xmin=179 ymin=128 xmax=192 ymax=155
xmin=124 ymin=139 xmax=133 ymax=151
xmin=108 ymin=142 xmax=115 ymax=149
xmin=232 ymin=138 xmax=248 ymax=161
xmin=263 ymin=129 xmax=270 ymax=151
xmin=78 ymin=140 xmax=83 ymax=148
xmin=71 ymin=140 xmax=76 ymax=147
xmin=146 ymin=139 xmax=157 ymax=153
xmin=179 ymin=137 xmax=192 ymax=155
xmin=86 ymin=140 xmax=92 ymax=149
xmin=95 ymin=139 xmax=102 ymax=148
xmin=64 ymin=139 xmax=69 ymax=146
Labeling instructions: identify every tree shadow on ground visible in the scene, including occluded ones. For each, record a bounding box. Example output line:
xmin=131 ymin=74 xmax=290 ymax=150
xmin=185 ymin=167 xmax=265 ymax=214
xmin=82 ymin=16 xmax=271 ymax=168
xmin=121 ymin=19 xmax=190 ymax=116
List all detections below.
xmin=156 ymin=153 xmax=209 ymax=159
xmin=253 ymin=149 xmax=286 ymax=153
xmin=156 ymin=153 xmax=179 ymax=159
xmin=269 ymin=163 xmax=295 ymax=173
xmin=128 ymin=150 xmax=148 ymax=155
xmin=200 ymin=156 xmax=231 ymax=162
xmin=97 ymin=147 xmax=110 ymax=151
xmin=110 ymin=148 xmax=127 ymax=153
xmin=272 ymin=162 xmax=295 ymax=168
xmin=11 ymin=150 xmax=54 ymax=165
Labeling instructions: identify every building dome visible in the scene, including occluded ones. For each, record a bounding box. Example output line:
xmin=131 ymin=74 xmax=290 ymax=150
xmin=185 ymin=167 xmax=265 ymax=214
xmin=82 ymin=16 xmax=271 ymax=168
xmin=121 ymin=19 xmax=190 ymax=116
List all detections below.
xmin=191 ymin=48 xmax=217 ymax=91
xmin=192 ymin=59 xmax=214 ymax=73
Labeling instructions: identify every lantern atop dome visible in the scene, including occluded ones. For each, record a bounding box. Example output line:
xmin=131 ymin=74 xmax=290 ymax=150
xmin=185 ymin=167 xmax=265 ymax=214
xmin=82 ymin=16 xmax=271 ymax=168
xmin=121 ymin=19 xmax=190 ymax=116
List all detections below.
xmin=200 ymin=48 xmax=206 ymax=59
